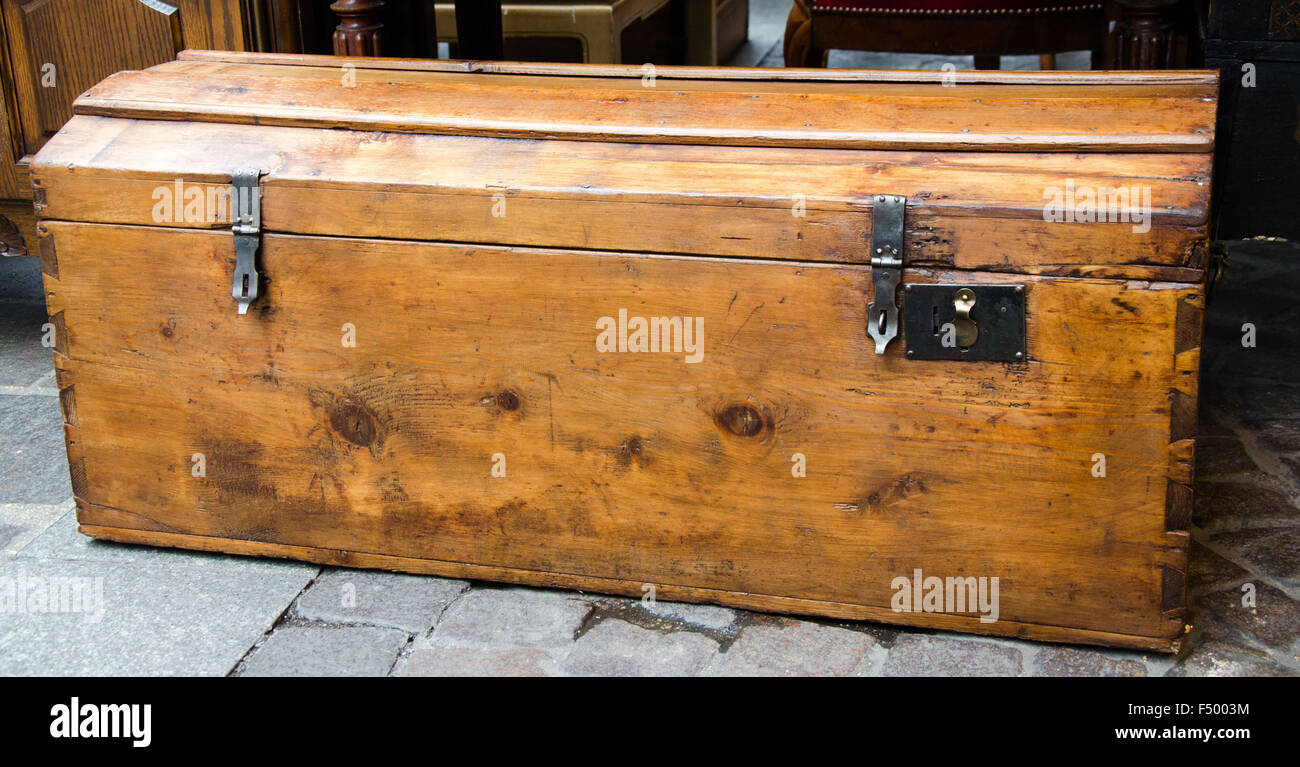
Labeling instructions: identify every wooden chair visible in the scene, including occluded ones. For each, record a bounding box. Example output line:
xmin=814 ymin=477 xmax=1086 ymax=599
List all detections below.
xmin=784 ymin=0 xmax=1109 ymax=69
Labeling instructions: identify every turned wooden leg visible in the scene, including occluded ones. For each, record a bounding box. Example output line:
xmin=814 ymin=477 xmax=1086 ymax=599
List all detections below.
xmin=331 ymin=0 xmax=385 ymax=56
xmin=1114 ymin=0 xmax=1182 ymax=69
xmin=784 ymin=0 xmax=826 ymax=67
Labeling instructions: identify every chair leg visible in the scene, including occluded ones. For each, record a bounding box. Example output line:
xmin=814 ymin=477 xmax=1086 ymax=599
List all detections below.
xmin=784 ymin=0 xmax=826 ymax=67
xmin=974 ymin=54 xmax=999 ymax=70
xmin=1114 ymin=0 xmax=1181 ymax=69
xmin=1039 ymin=53 xmax=1056 ymax=70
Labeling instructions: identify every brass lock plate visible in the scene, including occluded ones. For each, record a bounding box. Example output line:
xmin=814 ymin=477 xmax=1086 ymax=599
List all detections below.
xmin=902 ymin=284 xmax=1026 ymax=362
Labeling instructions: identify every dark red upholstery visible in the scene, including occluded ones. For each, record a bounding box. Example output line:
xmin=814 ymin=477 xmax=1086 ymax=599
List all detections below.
xmin=811 ymin=1 xmax=1102 ymax=13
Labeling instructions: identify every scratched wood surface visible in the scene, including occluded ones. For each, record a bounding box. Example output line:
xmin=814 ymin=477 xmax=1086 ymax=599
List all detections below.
xmin=32 ymin=56 xmax=1213 ymax=650
xmin=33 ymin=116 xmax=1209 ymax=280
xmin=176 ymin=49 xmax=1220 ymax=85
xmin=73 ymin=57 xmax=1219 ymax=152
xmin=41 ymin=222 xmax=1197 ymax=648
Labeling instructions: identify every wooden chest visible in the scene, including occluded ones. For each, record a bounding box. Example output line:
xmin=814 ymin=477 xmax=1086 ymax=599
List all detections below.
xmin=33 ymin=51 xmax=1217 ymax=651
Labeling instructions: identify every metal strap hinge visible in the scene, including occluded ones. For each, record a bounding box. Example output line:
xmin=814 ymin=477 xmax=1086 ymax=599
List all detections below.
xmin=231 ymin=168 xmax=263 ymax=315
xmin=867 ymin=194 xmax=905 ymax=354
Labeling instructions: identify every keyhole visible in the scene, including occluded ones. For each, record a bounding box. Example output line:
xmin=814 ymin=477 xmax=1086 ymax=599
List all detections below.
xmin=953 ymin=288 xmax=979 ymax=349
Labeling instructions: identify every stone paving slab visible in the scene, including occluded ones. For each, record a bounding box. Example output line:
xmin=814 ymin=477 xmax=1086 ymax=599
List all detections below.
xmin=0 ymin=302 xmax=54 ymax=388
xmin=1030 ymin=646 xmax=1149 ymax=677
xmin=0 ymin=500 xmax=72 ymax=561
xmin=426 ymin=587 xmax=593 ymax=651
xmin=391 ymin=587 xmax=594 ymax=676
xmin=880 ymin=635 xmax=1027 ymax=677
xmin=642 ymin=599 xmax=738 ymax=631
xmin=1167 ymin=626 xmax=1294 ymax=677
xmin=1194 ymin=481 xmax=1298 ymax=533
xmin=16 ymin=506 xmax=318 ymax=577
xmin=0 ymin=258 xmax=42 ymax=302
xmin=1188 ymin=540 xmax=1253 ymax=593
xmin=725 ymin=0 xmax=789 ymax=68
xmin=238 ymin=624 xmax=409 ymax=677
xmin=562 ymin=619 xmax=719 ymax=676
xmin=704 ymin=618 xmax=876 ymax=677
xmin=0 ymin=394 xmax=71 ymax=504
xmin=292 ymin=568 xmax=468 ymax=633
xmin=1197 ymin=579 xmax=1300 ymax=651
xmin=394 ymin=645 xmax=562 ymax=677
xmin=0 ymin=557 xmax=314 ymax=676
xmin=1207 ymin=527 xmax=1300 ymax=592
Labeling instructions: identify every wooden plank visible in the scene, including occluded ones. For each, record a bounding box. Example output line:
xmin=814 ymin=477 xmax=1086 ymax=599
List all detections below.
xmin=31 ymin=116 xmax=1211 ymax=275
xmin=176 ymin=0 xmax=249 ymax=50
xmin=78 ymin=520 xmax=1181 ymax=652
xmin=150 ymin=57 xmax=1217 ymax=97
xmin=45 ymin=221 xmax=1194 ymax=643
xmin=71 ymin=62 xmax=1218 ymax=152
xmin=175 ymin=48 xmax=1220 ymax=86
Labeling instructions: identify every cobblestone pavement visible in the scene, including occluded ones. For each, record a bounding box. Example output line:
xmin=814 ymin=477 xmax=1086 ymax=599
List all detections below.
xmin=0 ymin=4 xmax=1296 ymax=676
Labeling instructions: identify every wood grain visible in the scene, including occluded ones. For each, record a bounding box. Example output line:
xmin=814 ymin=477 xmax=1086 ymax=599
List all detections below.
xmin=32 ymin=54 xmax=1212 ymax=650
xmin=77 ymin=520 xmax=1181 ymax=652
xmin=72 ymin=58 xmax=1218 ymax=152
xmin=175 ymin=48 xmax=1219 ymax=86
xmin=32 ymin=115 xmax=1211 ymax=277
xmin=43 ymin=222 xmax=1195 ymax=645
xmin=1 ymin=0 xmax=183 ymax=156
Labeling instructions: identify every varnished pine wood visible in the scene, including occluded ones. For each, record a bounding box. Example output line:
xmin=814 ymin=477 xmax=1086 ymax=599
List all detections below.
xmin=77 ymin=521 xmax=1182 ymax=652
xmin=44 ymin=223 xmax=1195 ymax=646
xmin=32 ymin=55 xmax=1213 ymax=650
xmin=32 ymin=116 xmax=1209 ymax=278
xmin=0 ymin=2 xmax=247 ymax=159
xmin=72 ymin=58 xmax=1220 ymax=153
xmin=174 ymin=49 xmax=1218 ymax=84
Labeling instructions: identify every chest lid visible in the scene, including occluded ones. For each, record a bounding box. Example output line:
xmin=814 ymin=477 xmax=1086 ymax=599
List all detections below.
xmin=33 ymin=51 xmax=1217 ymax=281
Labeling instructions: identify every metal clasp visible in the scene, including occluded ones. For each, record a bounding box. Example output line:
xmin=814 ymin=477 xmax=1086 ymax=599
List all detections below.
xmin=867 ymin=194 xmax=905 ymax=354
xmin=231 ymin=168 xmax=262 ymax=315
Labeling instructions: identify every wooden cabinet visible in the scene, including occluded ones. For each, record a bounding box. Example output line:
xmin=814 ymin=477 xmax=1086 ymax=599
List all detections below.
xmin=0 ymin=0 xmax=249 ymax=255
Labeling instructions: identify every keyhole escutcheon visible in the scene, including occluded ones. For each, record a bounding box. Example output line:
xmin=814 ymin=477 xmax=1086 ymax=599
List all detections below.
xmin=953 ymin=288 xmax=978 ymax=349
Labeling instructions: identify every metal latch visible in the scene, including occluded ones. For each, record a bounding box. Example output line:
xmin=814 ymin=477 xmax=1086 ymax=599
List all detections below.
xmin=231 ymin=168 xmax=262 ymax=315
xmin=867 ymin=194 xmax=905 ymax=354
